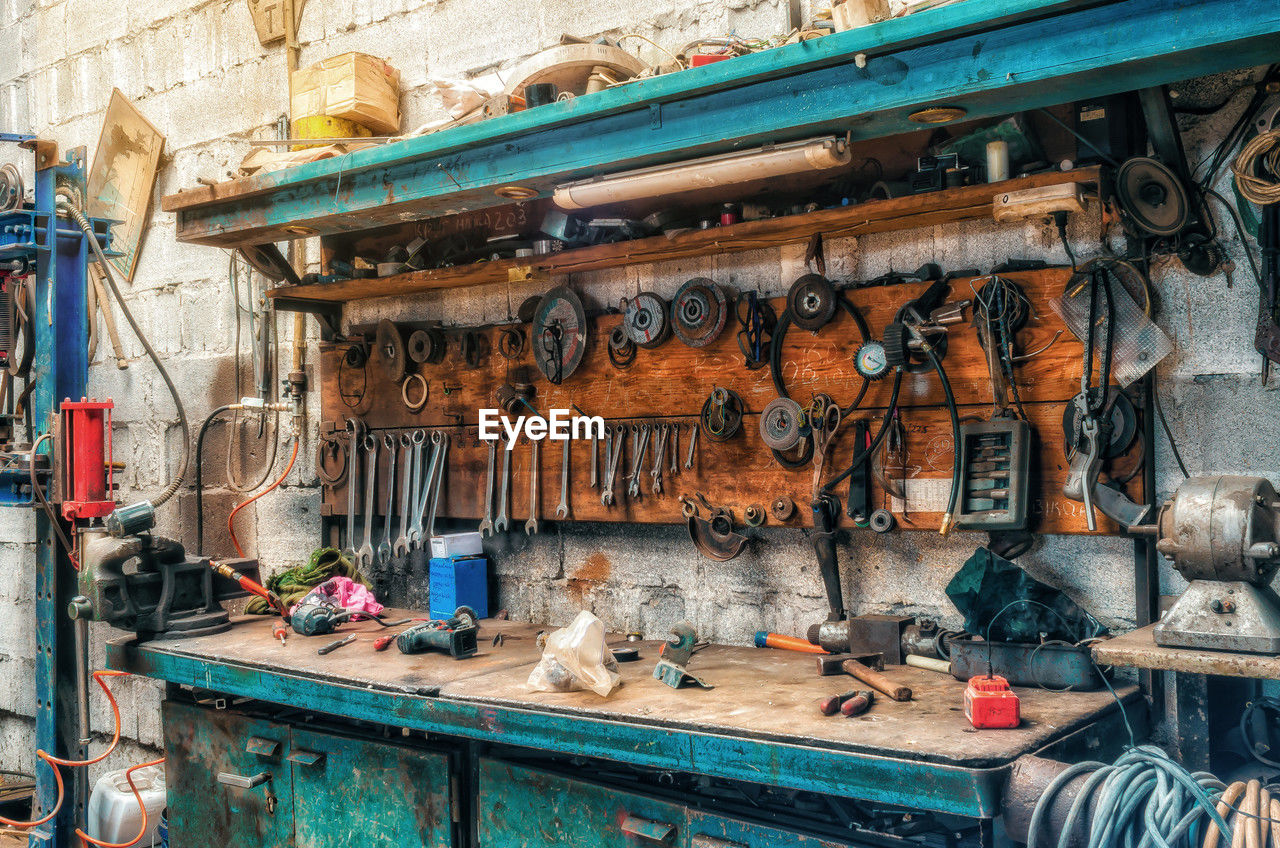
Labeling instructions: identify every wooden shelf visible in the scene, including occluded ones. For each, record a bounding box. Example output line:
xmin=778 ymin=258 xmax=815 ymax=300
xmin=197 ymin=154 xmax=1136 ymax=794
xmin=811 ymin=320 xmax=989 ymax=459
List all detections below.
xmin=267 ymin=167 xmax=1101 ymax=306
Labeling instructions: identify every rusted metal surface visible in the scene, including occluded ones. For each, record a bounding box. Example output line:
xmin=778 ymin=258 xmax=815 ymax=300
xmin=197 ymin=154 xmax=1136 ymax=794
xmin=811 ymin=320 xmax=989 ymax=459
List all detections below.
xmin=1002 ymin=755 xmax=1094 ymax=847
xmin=1093 ymin=623 xmax=1280 ymax=679
xmin=112 ymin=614 xmax=1140 ymax=819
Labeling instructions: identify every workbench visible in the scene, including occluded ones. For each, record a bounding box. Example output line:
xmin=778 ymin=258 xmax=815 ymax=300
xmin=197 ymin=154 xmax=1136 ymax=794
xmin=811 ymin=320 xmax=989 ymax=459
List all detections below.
xmin=108 ymin=614 xmax=1143 ymax=847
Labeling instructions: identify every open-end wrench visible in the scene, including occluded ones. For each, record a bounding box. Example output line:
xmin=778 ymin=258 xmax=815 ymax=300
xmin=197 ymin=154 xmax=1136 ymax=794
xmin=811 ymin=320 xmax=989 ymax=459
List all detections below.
xmin=670 ymin=423 xmax=679 ymax=476
xmin=478 ymin=439 xmax=497 ymax=537
xmin=524 ymin=438 xmax=540 ymax=535
xmin=495 ymin=440 xmax=511 ymax=533
xmin=590 ymin=428 xmax=599 ymax=488
xmin=426 ymin=432 xmax=450 ymax=539
xmin=627 ymin=424 xmax=651 ymax=499
xmin=355 ymin=434 xmax=378 ymax=570
xmin=684 ymin=422 xmax=699 ymax=470
xmin=555 ymin=438 xmax=570 ymax=519
xmin=409 ymin=435 xmax=439 ymax=549
xmin=343 ymin=418 xmax=365 ymax=558
xmin=601 ymin=425 xmax=626 ymax=506
xmin=650 ymin=424 xmax=670 ymax=494
xmin=392 ymin=433 xmax=415 ymax=557
xmin=377 ymin=434 xmax=398 ymax=565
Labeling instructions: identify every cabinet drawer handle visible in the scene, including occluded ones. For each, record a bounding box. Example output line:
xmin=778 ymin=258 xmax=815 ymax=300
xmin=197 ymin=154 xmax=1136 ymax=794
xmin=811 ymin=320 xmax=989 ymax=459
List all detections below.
xmin=245 ymin=737 xmax=280 ymax=757
xmin=620 ymin=814 xmax=675 ymax=843
xmin=286 ymin=750 xmax=326 ymax=767
xmin=692 ymin=837 xmax=747 ymax=848
xmin=217 ymin=771 xmax=272 ymax=789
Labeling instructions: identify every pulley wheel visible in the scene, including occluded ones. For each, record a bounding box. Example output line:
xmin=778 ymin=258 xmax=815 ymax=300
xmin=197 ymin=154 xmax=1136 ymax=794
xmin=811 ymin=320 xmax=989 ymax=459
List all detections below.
xmin=1116 ymin=157 xmax=1190 ymax=237
xmin=671 ymin=278 xmax=728 ymax=348
xmin=770 ymin=496 xmax=796 ymax=522
xmin=622 ymin=291 xmax=670 ymax=348
xmin=786 ymin=274 xmax=837 ymax=331
xmin=407 ymin=328 xmax=447 ymax=364
xmin=0 ymin=164 xmax=23 ymax=213
xmin=533 ymin=286 xmax=588 ymax=384
xmin=1062 ymin=387 xmax=1138 ymax=460
xmin=759 ymin=397 xmax=805 ymax=451
xmin=375 ymin=319 xmax=408 ymax=383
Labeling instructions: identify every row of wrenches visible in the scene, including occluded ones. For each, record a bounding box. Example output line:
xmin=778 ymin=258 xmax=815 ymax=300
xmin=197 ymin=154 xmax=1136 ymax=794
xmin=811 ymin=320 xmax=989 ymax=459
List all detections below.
xmin=478 ymin=420 xmax=699 ymax=538
xmin=343 ymin=418 xmax=451 ymax=571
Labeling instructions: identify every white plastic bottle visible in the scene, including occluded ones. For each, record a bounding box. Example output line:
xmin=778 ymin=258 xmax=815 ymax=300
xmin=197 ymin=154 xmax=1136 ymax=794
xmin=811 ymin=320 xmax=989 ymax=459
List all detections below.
xmin=87 ymin=765 xmax=167 ymax=847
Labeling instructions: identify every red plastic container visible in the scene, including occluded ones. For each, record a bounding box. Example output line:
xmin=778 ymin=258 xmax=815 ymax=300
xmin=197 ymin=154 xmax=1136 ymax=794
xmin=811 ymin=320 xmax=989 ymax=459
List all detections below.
xmin=964 ymin=675 xmax=1021 ymax=728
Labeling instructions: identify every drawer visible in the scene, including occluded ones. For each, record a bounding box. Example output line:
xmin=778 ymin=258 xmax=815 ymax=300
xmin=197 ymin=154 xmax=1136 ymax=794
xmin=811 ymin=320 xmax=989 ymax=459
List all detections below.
xmin=163 ymin=700 xmax=294 ymax=848
xmin=290 ymin=725 xmax=455 ymax=848
xmin=686 ymin=808 xmax=853 ymax=848
xmin=477 ymin=758 xmax=686 ymax=848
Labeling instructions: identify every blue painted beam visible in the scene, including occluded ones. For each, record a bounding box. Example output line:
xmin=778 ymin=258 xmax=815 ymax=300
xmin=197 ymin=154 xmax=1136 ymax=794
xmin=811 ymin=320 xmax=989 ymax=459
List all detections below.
xmin=106 ymin=640 xmax=1139 ymax=819
xmin=172 ymin=0 xmax=1280 ymax=248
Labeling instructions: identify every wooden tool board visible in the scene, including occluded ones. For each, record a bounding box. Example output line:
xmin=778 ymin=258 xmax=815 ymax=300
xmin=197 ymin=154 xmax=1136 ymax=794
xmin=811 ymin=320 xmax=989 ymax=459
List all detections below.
xmin=317 ymin=269 xmax=1144 ymax=534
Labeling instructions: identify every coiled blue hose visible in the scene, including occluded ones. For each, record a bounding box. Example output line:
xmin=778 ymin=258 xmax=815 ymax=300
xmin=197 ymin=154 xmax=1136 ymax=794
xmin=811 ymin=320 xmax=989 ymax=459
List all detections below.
xmin=1028 ymin=746 xmax=1230 ymax=848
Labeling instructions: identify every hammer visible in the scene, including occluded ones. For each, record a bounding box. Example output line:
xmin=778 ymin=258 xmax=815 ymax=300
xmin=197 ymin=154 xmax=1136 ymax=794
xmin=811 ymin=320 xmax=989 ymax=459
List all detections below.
xmin=817 ymin=653 xmax=913 ymax=702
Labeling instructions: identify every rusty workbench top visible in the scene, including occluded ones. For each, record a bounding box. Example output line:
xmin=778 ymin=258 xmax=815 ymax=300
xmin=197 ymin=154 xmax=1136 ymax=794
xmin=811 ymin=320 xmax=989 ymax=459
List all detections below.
xmin=1092 ymin=623 xmax=1280 ymax=679
xmin=109 ymin=610 xmax=1140 ymax=770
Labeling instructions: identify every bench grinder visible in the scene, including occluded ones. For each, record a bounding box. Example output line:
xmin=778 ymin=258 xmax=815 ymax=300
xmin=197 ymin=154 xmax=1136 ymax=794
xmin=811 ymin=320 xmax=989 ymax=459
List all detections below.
xmin=1151 ymin=476 xmax=1280 ymax=654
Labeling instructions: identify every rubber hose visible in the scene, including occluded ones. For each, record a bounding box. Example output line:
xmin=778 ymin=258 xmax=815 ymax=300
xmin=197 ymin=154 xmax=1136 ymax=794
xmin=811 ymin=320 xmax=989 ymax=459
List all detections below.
xmin=195 ymin=405 xmax=237 ymax=555
xmin=822 ymin=367 xmax=903 ymax=494
xmin=921 ymin=341 xmax=962 ymax=533
xmin=60 ymin=203 xmax=190 ymax=509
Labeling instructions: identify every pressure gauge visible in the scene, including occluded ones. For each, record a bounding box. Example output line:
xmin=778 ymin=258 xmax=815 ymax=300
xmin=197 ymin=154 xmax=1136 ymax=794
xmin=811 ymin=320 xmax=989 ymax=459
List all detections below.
xmin=854 ymin=341 xmax=890 ymax=381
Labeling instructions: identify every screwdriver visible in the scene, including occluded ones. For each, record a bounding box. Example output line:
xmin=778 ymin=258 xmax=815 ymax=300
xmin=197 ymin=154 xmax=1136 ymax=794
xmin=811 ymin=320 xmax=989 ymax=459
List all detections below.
xmin=373 ymin=633 xmax=396 ymax=651
xmin=272 ymin=621 xmax=288 ymax=647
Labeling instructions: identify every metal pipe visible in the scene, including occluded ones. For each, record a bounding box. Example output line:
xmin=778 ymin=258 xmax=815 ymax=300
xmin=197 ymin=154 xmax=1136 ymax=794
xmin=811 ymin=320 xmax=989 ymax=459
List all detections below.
xmin=1002 ymin=755 xmax=1097 ymax=846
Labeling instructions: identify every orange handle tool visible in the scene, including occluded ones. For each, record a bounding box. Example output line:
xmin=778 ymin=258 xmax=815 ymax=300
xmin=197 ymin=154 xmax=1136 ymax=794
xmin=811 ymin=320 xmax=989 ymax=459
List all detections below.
xmin=755 ymin=632 xmax=828 ymax=654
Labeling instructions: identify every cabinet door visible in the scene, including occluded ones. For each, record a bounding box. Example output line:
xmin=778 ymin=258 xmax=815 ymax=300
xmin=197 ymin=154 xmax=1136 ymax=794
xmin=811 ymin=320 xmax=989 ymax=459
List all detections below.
xmin=289 ymin=725 xmax=455 ymax=848
xmin=162 ymin=700 xmax=294 ymax=848
xmin=476 ymin=758 xmax=687 ymax=848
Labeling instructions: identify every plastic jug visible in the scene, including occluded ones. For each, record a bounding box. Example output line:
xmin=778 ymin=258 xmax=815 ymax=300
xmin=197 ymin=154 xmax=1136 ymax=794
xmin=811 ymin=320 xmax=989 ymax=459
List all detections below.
xmin=87 ymin=764 xmax=166 ymax=847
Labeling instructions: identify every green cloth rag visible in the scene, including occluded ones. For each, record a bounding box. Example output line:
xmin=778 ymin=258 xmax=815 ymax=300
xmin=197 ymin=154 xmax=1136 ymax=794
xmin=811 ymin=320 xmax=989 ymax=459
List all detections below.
xmin=245 ymin=547 xmax=371 ymax=615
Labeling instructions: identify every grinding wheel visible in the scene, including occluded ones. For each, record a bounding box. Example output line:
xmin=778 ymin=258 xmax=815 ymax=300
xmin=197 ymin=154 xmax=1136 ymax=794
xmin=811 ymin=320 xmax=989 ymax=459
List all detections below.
xmin=533 ymin=286 xmax=588 ymax=384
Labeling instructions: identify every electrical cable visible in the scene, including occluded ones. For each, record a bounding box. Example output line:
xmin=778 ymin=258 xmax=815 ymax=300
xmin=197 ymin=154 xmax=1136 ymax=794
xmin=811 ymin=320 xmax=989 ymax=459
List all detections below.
xmin=821 ymin=368 xmax=903 ymax=495
xmin=1239 ymin=697 xmax=1280 ymax=770
xmin=1232 ymin=129 xmax=1280 ymax=206
xmin=225 ymin=252 xmax=280 ymax=495
xmin=227 ymin=435 xmax=299 ymax=557
xmin=1153 ymin=386 xmax=1190 ymax=479
xmin=1 ymin=671 xmax=129 ymax=830
xmin=75 ymin=757 xmax=165 ymax=848
xmin=194 ymin=404 xmax=236 ymax=555
xmin=28 ymin=433 xmax=79 ymax=570
xmin=60 ymin=204 xmax=189 ymax=509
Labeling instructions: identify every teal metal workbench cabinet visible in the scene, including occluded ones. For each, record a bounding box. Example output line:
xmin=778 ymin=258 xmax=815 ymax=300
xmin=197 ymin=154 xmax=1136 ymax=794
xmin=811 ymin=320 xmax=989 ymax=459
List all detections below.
xmin=109 ymin=616 xmax=1142 ymax=846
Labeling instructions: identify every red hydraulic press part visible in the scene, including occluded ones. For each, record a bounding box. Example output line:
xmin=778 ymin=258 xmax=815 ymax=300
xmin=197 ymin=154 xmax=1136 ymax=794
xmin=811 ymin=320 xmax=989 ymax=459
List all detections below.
xmin=59 ymin=398 xmax=115 ymax=520
xmin=964 ymin=675 xmax=1021 ymax=729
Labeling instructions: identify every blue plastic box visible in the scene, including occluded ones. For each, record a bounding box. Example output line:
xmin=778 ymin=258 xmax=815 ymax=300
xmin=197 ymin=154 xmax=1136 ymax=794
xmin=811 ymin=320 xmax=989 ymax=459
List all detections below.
xmin=429 ymin=556 xmax=489 ymax=620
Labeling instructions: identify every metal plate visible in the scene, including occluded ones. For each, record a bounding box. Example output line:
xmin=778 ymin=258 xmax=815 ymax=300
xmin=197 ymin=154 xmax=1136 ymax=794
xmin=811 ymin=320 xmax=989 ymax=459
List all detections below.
xmin=533 ymin=286 xmax=588 ymax=384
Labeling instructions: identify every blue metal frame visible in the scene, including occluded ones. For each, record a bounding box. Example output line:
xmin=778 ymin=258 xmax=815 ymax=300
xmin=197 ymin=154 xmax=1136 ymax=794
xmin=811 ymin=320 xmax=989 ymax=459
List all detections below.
xmin=0 ymin=138 xmax=115 ymax=848
xmin=170 ymin=0 xmax=1280 ymax=247
xmin=106 ymin=640 xmax=1140 ymax=820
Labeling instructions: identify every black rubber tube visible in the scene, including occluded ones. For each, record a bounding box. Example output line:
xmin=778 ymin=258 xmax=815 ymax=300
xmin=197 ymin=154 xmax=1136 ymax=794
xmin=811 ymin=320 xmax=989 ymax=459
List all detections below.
xmin=195 ymin=405 xmax=236 ymax=555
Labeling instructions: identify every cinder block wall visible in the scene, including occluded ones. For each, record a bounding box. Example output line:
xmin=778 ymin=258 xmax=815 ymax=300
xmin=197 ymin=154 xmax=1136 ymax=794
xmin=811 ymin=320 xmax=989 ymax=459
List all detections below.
xmin=0 ymin=0 xmax=1275 ymax=775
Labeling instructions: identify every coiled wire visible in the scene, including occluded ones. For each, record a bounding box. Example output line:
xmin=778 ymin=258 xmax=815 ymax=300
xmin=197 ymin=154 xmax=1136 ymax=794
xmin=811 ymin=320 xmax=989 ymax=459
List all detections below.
xmin=1029 ymin=745 xmax=1230 ymax=848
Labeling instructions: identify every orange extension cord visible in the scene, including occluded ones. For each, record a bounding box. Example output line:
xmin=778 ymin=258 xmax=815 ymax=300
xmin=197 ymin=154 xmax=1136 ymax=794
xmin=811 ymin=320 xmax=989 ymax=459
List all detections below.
xmin=1 ymin=670 xmax=157 ymax=846
xmin=227 ymin=436 xmax=299 ymax=557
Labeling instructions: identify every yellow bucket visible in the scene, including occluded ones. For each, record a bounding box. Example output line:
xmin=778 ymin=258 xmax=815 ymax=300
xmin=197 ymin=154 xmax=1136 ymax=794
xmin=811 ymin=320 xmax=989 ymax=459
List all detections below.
xmin=290 ymin=115 xmax=372 ymax=151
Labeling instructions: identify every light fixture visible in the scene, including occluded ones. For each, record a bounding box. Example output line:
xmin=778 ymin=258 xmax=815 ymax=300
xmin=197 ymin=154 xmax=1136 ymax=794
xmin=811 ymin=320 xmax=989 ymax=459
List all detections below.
xmin=552 ymin=137 xmax=852 ymax=210
xmin=496 ymin=185 xmax=539 ymax=199
xmin=908 ymin=106 xmax=967 ymax=124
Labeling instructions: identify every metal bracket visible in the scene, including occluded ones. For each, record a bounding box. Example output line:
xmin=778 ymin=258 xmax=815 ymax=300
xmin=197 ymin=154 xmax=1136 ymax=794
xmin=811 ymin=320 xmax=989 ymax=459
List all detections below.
xmin=271 ymin=296 xmax=340 ymax=340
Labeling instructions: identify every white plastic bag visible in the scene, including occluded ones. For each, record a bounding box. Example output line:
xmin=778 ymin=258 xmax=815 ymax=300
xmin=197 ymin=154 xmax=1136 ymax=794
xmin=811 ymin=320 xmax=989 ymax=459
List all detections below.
xmin=527 ymin=610 xmax=622 ymax=697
